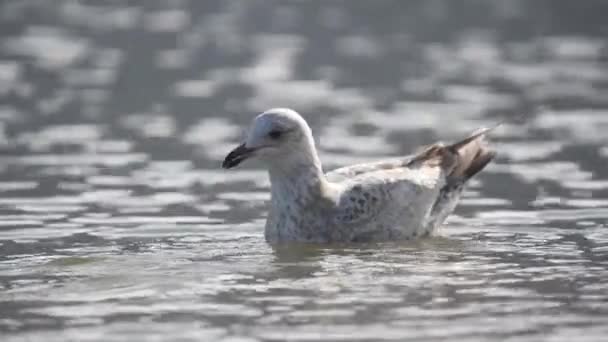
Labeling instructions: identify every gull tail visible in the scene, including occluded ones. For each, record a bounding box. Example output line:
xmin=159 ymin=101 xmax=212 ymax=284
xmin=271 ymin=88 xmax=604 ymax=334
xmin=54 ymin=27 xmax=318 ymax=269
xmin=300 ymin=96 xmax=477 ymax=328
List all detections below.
xmin=424 ymin=126 xmax=498 ymax=232
xmin=447 ymin=126 xmax=497 ymax=181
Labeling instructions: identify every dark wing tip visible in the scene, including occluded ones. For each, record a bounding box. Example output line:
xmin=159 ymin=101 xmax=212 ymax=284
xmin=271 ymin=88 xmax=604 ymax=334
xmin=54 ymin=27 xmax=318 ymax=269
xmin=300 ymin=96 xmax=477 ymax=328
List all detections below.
xmin=448 ymin=129 xmax=496 ymax=180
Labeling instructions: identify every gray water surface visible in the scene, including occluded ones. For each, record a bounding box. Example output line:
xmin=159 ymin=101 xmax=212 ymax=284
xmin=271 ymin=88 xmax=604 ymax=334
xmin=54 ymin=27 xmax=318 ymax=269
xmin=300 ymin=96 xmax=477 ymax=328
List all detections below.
xmin=1 ymin=1 xmax=608 ymax=341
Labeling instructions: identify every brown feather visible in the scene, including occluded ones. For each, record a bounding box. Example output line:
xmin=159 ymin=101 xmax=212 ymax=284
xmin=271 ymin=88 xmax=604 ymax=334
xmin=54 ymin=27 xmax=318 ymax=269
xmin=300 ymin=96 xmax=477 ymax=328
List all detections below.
xmin=447 ymin=127 xmax=497 ymax=180
xmin=408 ymin=126 xmax=497 ymax=181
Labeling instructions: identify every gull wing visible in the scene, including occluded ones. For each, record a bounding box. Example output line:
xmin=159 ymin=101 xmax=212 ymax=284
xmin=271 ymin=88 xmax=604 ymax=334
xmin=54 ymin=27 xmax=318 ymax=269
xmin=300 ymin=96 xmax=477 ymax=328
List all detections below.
xmin=326 ymin=126 xmax=496 ymax=241
xmin=325 ymin=156 xmax=415 ymax=183
xmin=328 ymin=163 xmax=445 ymax=241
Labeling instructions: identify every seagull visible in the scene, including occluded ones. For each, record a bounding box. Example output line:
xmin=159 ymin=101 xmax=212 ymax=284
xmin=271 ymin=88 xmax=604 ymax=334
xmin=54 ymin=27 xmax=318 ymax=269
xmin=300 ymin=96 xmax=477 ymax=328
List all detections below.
xmin=222 ymin=108 xmax=496 ymax=243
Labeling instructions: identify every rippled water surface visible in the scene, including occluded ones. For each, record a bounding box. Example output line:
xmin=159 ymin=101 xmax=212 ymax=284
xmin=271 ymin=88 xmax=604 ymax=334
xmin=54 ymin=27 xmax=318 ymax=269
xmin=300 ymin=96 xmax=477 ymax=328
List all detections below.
xmin=2 ymin=1 xmax=608 ymax=341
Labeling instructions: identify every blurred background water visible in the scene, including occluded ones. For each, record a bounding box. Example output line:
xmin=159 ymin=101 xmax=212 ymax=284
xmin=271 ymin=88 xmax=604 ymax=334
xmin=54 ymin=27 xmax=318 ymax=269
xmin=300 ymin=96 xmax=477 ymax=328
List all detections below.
xmin=1 ymin=1 xmax=608 ymax=341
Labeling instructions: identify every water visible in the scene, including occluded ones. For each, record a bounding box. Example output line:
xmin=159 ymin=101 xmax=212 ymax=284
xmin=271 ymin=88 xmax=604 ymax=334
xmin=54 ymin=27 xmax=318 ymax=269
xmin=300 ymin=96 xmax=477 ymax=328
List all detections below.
xmin=1 ymin=1 xmax=608 ymax=341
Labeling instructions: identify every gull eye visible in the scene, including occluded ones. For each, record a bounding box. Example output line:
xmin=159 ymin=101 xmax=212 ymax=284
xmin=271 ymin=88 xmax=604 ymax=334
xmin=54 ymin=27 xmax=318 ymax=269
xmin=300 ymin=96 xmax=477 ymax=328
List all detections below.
xmin=268 ymin=130 xmax=283 ymax=140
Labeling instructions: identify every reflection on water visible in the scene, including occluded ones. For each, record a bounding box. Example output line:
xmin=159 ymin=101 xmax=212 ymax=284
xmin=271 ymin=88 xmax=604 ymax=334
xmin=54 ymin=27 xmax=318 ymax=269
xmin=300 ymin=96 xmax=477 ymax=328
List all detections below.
xmin=1 ymin=1 xmax=608 ymax=341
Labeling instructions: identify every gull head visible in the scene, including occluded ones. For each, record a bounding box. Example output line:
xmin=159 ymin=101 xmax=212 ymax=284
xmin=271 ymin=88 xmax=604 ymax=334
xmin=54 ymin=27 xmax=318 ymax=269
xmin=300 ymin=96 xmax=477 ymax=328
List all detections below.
xmin=222 ymin=108 xmax=319 ymax=171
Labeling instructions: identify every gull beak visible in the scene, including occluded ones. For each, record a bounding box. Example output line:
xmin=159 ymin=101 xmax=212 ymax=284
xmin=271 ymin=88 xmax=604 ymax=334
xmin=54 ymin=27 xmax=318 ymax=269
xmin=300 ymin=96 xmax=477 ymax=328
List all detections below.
xmin=222 ymin=143 xmax=255 ymax=169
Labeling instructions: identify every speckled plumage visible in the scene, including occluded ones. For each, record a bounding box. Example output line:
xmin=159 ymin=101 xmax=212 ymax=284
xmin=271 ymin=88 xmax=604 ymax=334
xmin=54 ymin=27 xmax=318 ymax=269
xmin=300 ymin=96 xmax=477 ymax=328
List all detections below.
xmin=223 ymin=108 xmax=496 ymax=243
